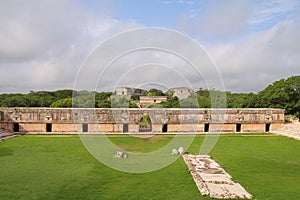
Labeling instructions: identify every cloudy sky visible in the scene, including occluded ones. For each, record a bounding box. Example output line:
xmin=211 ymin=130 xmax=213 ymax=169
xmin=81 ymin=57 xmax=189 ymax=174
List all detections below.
xmin=0 ymin=0 xmax=300 ymax=93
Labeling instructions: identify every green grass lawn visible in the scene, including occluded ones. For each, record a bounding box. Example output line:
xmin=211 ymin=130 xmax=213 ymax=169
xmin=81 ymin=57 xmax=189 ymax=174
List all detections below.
xmin=0 ymin=134 xmax=299 ymax=200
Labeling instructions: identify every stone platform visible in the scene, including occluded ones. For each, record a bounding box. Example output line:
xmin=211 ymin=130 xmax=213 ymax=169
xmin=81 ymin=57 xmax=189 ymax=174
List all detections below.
xmin=0 ymin=128 xmax=19 ymax=141
xmin=272 ymin=122 xmax=300 ymax=140
xmin=183 ymin=154 xmax=252 ymax=199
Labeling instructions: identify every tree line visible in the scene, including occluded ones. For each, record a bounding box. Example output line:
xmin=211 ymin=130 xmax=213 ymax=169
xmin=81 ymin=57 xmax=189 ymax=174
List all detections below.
xmin=0 ymin=76 xmax=299 ymax=117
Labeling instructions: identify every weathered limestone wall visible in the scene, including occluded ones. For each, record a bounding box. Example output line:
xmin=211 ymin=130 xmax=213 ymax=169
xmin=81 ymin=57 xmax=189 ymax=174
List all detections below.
xmin=52 ymin=123 xmax=78 ymax=133
xmin=88 ymin=124 xmax=101 ymax=133
xmin=128 ymin=124 xmax=139 ymax=133
xmin=139 ymin=96 xmax=168 ymax=108
xmin=215 ymin=124 xmax=236 ymax=132
xmin=0 ymin=108 xmax=285 ymax=134
xmin=0 ymin=122 xmax=11 ymax=130
xmin=270 ymin=122 xmax=284 ymax=131
xmin=241 ymin=124 xmax=266 ymax=132
xmin=20 ymin=123 xmax=45 ymax=132
xmin=151 ymin=124 xmax=162 ymax=133
xmin=168 ymin=124 xmax=202 ymax=132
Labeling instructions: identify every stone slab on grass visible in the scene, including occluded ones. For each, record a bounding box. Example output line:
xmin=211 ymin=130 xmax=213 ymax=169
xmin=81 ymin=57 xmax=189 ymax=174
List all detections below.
xmin=183 ymin=154 xmax=252 ymax=199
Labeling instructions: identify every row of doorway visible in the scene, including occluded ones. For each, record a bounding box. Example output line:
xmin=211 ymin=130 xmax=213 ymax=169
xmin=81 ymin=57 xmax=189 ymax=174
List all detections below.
xmin=122 ymin=123 xmax=271 ymax=133
xmin=12 ymin=123 xmax=88 ymax=133
xmin=122 ymin=124 xmax=168 ymax=133
xmin=12 ymin=123 xmax=271 ymax=133
xmin=204 ymin=123 xmax=271 ymax=132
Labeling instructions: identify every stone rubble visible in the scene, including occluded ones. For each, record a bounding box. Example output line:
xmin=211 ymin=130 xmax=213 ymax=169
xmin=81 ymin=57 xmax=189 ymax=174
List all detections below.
xmin=172 ymin=148 xmax=179 ymax=155
xmin=114 ymin=150 xmax=128 ymax=158
xmin=171 ymin=147 xmax=185 ymax=155
xmin=178 ymin=147 xmax=185 ymax=155
xmin=183 ymin=154 xmax=252 ymax=199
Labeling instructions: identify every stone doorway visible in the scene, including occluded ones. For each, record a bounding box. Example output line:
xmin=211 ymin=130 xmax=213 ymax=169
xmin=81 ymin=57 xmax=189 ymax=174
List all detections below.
xmin=236 ymin=123 xmax=241 ymax=132
xmin=82 ymin=123 xmax=88 ymax=132
xmin=46 ymin=123 xmax=52 ymax=132
xmin=162 ymin=124 xmax=168 ymax=132
xmin=13 ymin=123 xmax=19 ymax=132
xmin=123 ymin=124 xmax=128 ymax=133
xmin=204 ymin=124 xmax=209 ymax=132
xmin=265 ymin=123 xmax=270 ymax=132
xmin=139 ymin=114 xmax=152 ymax=132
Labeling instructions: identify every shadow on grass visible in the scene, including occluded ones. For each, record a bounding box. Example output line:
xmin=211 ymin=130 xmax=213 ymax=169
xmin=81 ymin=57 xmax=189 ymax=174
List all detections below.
xmin=0 ymin=147 xmax=14 ymax=157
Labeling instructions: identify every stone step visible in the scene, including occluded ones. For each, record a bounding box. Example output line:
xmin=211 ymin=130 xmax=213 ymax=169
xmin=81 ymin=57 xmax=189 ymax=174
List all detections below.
xmin=0 ymin=128 xmax=16 ymax=141
xmin=272 ymin=124 xmax=300 ymax=140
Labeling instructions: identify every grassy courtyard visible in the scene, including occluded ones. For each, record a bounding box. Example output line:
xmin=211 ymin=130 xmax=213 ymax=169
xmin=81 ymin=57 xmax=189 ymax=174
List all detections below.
xmin=0 ymin=134 xmax=299 ymax=200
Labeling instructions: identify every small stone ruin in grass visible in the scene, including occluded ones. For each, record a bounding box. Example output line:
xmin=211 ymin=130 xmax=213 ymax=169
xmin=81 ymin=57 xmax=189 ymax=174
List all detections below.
xmin=182 ymin=154 xmax=252 ymax=199
xmin=172 ymin=147 xmax=185 ymax=155
xmin=114 ymin=150 xmax=128 ymax=158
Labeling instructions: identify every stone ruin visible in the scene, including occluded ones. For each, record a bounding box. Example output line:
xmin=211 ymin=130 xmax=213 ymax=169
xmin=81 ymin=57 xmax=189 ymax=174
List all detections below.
xmin=172 ymin=147 xmax=185 ymax=155
xmin=114 ymin=150 xmax=128 ymax=158
xmin=0 ymin=107 xmax=285 ymax=134
xmin=183 ymin=154 xmax=252 ymax=199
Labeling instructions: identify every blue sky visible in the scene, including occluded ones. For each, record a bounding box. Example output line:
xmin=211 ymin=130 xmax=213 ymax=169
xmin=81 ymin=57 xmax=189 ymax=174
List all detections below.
xmin=0 ymin=0 xmax=299 ymax=93
xmin=114 ymin=0 xmax=296 ymax=27
xmin=114 ymin=0 xmax=300 ymax=42
xmin=115 ymin=0 xmax=193 ymax=27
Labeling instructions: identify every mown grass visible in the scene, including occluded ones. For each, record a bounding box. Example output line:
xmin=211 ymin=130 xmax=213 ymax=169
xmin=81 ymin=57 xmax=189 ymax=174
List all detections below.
xmin=189 ymin=135 xmax=300 ymax=200
xmin=0 ymin=134 xmax=299 ymax=200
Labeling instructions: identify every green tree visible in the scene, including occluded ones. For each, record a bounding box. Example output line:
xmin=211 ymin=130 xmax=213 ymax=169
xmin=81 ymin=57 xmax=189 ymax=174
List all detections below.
xmin=111 ymin=96 xmax=130 ymax=108
xmin=53 ymin=90 xmax=73 ymax=100
xmin=1 ymin=94 xmax=28 ymax=107
xmin=95 ymin=92 xmax=112 ymax=101
xmin=147 ymin=89 xmax=165 ymax=96
xmin=50 ymin=98 xmax=73 ymax=108
xmin=157 ymin=96 xmax=180 ymax=108
xmin=97 ymin=100 xmax=111 ymax=108
xmin=258 ymin=76 xmax=300 ymax=116
xmin=179 ymin=94 xmax=199 ymax=108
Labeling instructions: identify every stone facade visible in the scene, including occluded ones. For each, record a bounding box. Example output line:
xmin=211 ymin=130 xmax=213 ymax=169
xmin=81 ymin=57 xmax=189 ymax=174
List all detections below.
xmin=0 ymin=108 xmax=284 ymax=134
xmin=169 ymin=87 xmax=194 ymax=100
xmin=115 ymin=87 xmax=147 ymax=96
xmin=139 ymin=96 xmax=168 ymax=108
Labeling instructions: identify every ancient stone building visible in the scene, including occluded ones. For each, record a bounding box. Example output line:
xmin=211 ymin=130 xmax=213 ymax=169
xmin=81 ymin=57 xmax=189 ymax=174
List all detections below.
xmin=115 ymin=87 xmax=147 ymax=96
xmin=0 ymin=108 xmax=284 ymax=134
xmin=169 ymin=87 xmax=194 ymax=100
xmin=139 ymin=96 xmax=168 ymax=108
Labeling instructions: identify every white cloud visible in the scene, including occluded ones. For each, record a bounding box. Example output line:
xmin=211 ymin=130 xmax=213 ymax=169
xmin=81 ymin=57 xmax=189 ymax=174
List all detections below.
xmin=209 ymin=19 xmax=300 ymax=92
xmin=0 ymin=0 xmax=299 ymax=95
xmin=176 ymin=0 xmax=255 ymax=41
xmin=74 ymin=28 xmax=218 ymax=93
xmin=174 ymin=0 xmax=300 ymax=92
xmin=0 ymin=0 xmax=141 ymax=93
xmin=250 ymin=0 xmax=300 ymax=24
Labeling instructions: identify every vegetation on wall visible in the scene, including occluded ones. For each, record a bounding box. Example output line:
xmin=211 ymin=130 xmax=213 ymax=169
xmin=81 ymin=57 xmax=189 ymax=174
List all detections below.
xmin=0 ymin=76 xmax=299 ymax=117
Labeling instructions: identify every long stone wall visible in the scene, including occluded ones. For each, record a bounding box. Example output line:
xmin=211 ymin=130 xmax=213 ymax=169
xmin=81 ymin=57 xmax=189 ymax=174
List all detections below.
xmin=0 ymin=108 xmax=285 ymax=134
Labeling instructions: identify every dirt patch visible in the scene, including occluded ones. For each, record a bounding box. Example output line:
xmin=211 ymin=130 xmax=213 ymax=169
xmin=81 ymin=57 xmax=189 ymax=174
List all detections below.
xmin=143 ymin=135 xmax=170 ymax=143
xmin=118 ymin=145 xmax=129 ymax=150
